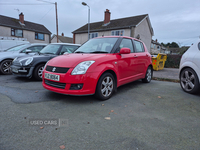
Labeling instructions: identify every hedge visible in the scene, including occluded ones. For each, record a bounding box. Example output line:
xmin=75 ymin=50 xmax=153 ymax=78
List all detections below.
xmin=164 ymin=54 xmax=182 ymax=68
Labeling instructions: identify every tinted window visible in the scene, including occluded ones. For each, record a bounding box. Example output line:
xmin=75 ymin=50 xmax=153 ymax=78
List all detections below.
xmin=60 ymin=45 xmax=80 ymax=55
xmin=119 ymin=38 xmax=134 ymax=52
xmin=134 ymin=40 xmax=145 ymax=52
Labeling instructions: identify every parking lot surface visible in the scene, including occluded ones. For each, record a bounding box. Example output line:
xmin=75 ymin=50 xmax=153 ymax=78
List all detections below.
xmin=0 ymin=75 xmax=200 ymax=150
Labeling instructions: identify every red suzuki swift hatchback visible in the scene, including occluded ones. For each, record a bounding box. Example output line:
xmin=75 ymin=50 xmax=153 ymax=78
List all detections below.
xmin=42 ymin=36 xmax=153 ymax=100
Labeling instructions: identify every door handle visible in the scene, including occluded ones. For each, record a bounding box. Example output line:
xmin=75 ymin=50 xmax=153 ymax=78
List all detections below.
xmin=134 ymin=55 xmax=138 ymax=58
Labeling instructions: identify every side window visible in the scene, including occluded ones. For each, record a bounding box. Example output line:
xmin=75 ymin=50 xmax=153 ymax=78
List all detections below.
xmin=59 ymin=45 xmax=80 ymax=55
xmin=134 ymin=40 xmax=145 ymax=52
xmin=21 ymin=46 xmax=45 ymax=53
xmin=119 ymin=39 xmax=134 ymax=52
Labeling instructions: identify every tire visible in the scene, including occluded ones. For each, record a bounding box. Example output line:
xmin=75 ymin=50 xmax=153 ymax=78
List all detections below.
xmin=95 ymin=73 xmax=115 ymax=100
xmin=142 ymin=66 xmax=153 ymax=83
xmin=180 ymin=68 xmax=200 ymax=94
xmin=0 ymin=59 xmax=13 ymax=75
xmin=33 ymin=64 xmax=44 ymax=81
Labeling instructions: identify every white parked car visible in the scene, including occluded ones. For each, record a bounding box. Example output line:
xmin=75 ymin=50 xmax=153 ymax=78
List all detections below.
xmin=179 ymin=39 xmax=200 ymax=94
xmin=0 ymin=39 xmax=29 ymax=52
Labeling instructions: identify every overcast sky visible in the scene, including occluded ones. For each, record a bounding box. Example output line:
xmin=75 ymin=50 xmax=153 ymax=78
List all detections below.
xmin=0 ymin=0 xmax=200 ymax=46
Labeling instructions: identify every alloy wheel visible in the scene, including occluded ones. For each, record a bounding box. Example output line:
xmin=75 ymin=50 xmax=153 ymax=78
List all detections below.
xmin=101 ymin=76 xmax=114 ymax=98
xmin=181 ymin=70 xmax=196 ymax=92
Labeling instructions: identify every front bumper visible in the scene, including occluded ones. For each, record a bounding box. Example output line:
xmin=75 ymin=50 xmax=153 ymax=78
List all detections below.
xmin=11 ymin=65 xmax=34 ymax=78
xmin=42 ymin=69 xmax=100 ymax=96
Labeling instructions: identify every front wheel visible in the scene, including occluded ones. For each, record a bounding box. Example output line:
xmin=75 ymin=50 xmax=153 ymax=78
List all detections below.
xmin=33 ymin=64 xmax=44 ymax=81
xmin=0 ymin=59 xmax=13 ymax=75
xmin=142 ymin=66 xmax=153 ymax=83
xmin=180 ymin=68 xmax=200 ymax=94
xmin=95 ymin=73 xmax=115 ymax=100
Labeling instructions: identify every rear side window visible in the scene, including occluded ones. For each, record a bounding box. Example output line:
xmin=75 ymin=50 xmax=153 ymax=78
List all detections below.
xmin=134 ymin=40 xmax=145 ymax=53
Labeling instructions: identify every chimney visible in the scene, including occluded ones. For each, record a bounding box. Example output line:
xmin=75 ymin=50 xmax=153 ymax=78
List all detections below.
xmin=104 ymin=9 xmax=111 ymax=24
xmin=19 ymin=12 xmax=24 ymax=24
xmin=62 ymin=33 xmax=64 ymax=36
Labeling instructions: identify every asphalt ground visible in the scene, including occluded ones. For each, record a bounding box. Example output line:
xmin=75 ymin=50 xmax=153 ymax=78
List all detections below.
xmin=0 ymin=74 xmax=200 ymax=150
xmin=153 ymin=68 xmax=179 ymax=80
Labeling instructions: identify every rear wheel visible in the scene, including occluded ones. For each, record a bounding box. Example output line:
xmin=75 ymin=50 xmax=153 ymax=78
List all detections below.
xmin=142 ymin=66 xmax=153 ymax=83
xmin=180 ymin=68 xmax=200 ymax=94
xmin=95 ymin=73 xmax=115 ymax=100
xmin=33 ymin=64 xmax=44 ymax=81
xmin=0 ymin=59 xmax=13 ymax=75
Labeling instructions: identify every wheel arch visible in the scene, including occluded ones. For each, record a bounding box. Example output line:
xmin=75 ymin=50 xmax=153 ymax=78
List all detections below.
xmin=96 ymin=69 xmax=118 ymax=93
xmin=179 ymin=66 xmax=200 ymax=83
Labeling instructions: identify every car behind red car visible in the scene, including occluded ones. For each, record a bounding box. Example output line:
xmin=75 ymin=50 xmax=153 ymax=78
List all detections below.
xmin=42 ymin=36 xmax=153 ymax=100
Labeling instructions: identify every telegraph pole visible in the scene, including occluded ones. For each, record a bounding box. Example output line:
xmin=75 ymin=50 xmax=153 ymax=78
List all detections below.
xmin=55 ymin=2 xmax=58 ymax=43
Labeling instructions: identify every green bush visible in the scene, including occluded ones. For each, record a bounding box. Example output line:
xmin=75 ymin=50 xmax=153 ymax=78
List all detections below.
xmin=164 ymin=54 xmax=182 ymax=68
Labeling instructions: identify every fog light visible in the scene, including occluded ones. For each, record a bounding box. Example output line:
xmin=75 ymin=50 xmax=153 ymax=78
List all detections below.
xmin=70 ymin=84 xmax=83 ymax=90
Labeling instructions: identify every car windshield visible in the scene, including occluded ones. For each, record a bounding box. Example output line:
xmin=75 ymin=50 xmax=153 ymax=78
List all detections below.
xmin=40 ymin=44 xmax=60 ymax=54
xmin=6 ymin=44 xmax=29 ymax=52
xmin=75 ymin=37 xmax=118 ymax=53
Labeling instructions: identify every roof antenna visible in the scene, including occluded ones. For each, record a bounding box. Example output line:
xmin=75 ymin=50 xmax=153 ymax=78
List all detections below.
xmin=14 ymin=9 xmax=20 ymax=15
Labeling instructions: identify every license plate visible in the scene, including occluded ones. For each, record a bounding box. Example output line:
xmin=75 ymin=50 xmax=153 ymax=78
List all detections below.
xmin=12 ymin=68 xmax=18 ymax=73
xmin=45 ymin=73 xmax=60 ymax=81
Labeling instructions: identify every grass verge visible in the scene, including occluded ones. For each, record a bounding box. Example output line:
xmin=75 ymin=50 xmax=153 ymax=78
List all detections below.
xmin=152 ymin=77 xmax=179 ymax=83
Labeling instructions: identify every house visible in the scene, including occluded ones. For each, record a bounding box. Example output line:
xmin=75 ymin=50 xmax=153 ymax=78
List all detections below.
xmin=151 ymin=39 xmax=169 ymax=54
xmin=51 ymin=33 xmax=73 ymax=43
xmin=72 ymin=9 xmax=154 ymax=52
xmin=0 ymin=13 xmax=51 ymax=43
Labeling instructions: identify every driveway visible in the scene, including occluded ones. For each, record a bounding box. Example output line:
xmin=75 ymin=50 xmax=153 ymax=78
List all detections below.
xmin=0 ymin=75 xmax=200 ymax=150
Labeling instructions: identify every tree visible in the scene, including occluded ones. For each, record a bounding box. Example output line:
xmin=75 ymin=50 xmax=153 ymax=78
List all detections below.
xmin=161 ymin=42 xmax=179 ymax=48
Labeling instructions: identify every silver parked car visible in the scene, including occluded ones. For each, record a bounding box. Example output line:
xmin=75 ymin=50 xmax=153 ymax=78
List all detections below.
xmin=0 ymin=43 xmax=46 ymax=75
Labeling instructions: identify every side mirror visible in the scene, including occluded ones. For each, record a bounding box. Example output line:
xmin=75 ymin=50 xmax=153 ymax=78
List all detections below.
xmin=63 ymin=52 xmax=69 ymax=55
xmin=25 ymin=49 xmax=32 ymax=54
xmin=119 ymin=48 xmax=131 ymax=54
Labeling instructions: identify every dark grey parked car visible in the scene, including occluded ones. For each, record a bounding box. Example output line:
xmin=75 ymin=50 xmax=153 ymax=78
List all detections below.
xmin=0 ymin=43 xmax=46 ymax=75
xmin=11 ymin=43 xmax=80 ymax=80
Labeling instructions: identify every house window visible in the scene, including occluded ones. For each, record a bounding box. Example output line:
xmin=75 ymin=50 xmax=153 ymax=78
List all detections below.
xmin=90 ymin=32 xmax=98 ymax=39
xmin=151 ymin=43 xmax=154 ymax=48
xmin=111 ymin=30 xmax=124 ymax=36
xmin=35 ymin=33 xmax=44 ymax=40
xmin=157 ymin=46 xmax=160 ymax=50
xmin=11 ymin=28 xmax=23 ymax=37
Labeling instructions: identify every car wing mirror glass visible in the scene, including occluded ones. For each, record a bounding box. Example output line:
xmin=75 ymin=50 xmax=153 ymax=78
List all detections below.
xmin=25 ymin=49 xmax=32 ymax=54
xmin=119 ymin=48 xmax=131 ymax=54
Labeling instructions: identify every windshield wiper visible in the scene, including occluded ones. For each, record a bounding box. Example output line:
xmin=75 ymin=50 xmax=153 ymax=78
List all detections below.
xmin=90 ymin=51 xmax=108 ymax=53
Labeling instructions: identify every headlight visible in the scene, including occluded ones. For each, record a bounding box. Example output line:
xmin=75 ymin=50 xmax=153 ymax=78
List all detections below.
xmin=19 ymin=57 xmax=33 ymax=66
xmin=13 ymin=57 xmax=18 ymax=62
xmin=71 ymin=61 xmax=95 ymax=75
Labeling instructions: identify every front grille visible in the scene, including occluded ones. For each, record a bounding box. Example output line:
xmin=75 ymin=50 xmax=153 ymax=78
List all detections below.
xmin=46 ymin=65 xmax=69 ymax=73
xmin=45 ymin=79 xmax=66 ymax=89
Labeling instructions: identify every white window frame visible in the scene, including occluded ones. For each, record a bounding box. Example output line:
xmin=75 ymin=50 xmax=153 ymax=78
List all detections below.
xmin=111 ymin=30 xmax=124 ymax=36
xmin=90 ymin=32 xmax=98 ymax=39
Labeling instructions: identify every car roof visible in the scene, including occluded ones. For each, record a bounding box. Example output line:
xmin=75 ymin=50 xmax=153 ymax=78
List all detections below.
xmin=50 ymin=43 xmax=81 ymax=46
